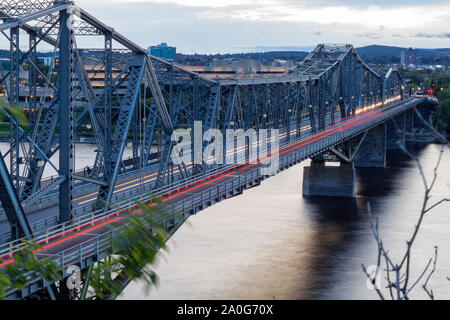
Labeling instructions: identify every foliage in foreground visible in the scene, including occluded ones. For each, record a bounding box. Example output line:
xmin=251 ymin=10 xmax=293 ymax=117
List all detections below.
xmin=0 ymin=241 xmax=61 ymax=299
xmin=435 ymin=87 xmax=450 ymax=134
xmin=89 ymin=201 xmax=181 ymax=299
xmin=0 ymin=199 xmax=184 ymax=300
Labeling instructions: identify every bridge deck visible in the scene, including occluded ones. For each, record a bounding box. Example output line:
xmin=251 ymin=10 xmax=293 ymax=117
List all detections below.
xmin=0 ymin=96 xmax=426 ymax=299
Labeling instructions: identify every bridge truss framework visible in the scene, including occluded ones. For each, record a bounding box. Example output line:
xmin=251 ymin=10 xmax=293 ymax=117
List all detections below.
xmin=0 ymin=0 xmax=412 ymax=299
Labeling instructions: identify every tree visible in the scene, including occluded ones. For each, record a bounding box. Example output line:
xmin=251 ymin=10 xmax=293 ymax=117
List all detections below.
xmin=0 ymin=199 xmax=184 ymax=300
xmin=363 ymin=108 xmax=450 ymax=300
xmin=435 ymin=87 xmax=450 ymax=134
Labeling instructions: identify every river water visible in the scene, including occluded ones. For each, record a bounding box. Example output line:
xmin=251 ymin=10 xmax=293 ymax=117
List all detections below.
xmin=1 ymin=142 xmax=448 ymax=299
xmin=119 ymin=143 xmax=450 ymax=300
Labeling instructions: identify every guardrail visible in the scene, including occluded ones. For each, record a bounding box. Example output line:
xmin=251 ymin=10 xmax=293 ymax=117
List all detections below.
xmin=0 ymin=96 xmax=414 ymax=255
xmin=0 ymin=114 xmax=319 ymax=224
xmin=0 ymin=97 xmax=417 ymax=249
xmin=2 ymin=96 xmax=420 ymax=299
xmin=0 ymin=119 xmax=311 ymax=247
xmin=0 ymin=114 xmax=322 ymax=241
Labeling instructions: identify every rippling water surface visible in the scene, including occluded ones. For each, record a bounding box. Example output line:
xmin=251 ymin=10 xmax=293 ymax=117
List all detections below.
xmin=4 ymin=142 xmax=448 ymax=299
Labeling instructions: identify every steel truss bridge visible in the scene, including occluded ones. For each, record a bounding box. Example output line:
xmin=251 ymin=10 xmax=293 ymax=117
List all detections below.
xmin=0 ymin=0 xmax=436 ymax=299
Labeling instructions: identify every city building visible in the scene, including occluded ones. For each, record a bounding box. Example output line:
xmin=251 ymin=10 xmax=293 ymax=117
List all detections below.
xmin=0 ymin=58 xmax=56 ymax=104
xmin=400 ymin=47 xmax=417 ymax=66
xmin=38 ymin=52 xmax=59 ymax=67
xmin=0 ymin=58 xmax=28 ymax=86
xmin=436 ymin=52 xmax=450 ymax=58
xmin=148 ymin=42 xmax=176 ymax=61
xmin=183 ymin=58 xmax=287 ymax=79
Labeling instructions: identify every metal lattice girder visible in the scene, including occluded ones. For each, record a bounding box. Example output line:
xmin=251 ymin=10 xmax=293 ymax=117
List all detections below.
xmin=0 ymin=0 xmax=416 ymax=297
xmin=58 ymin=7 xmax=75 ymax=223
xmin=73 ymin=39 xmax=104 ymax=151
xmin=154 ymin=137 xmax=175 ymax=188
xmin=97 ymin=54 xmax=147 ymax=211
xmin=142 ymin=103 xmax=159 ymax=166
xmin=383 ymin=68 xmax=404 ymax=103
xmin=154 ymin=86 xmax=194 ymax=188
xmin=198 ymin=85 xmax=220 ymax=173
xmin=28 ymin=33 xmax=38 ymax=125
xmin=21 ymin=103 xmax=58 ymax=201
xmin=0 ymin=0 xmax=56 ymax=17
xmin=47 ymin=20 xmax=103 ymax=36
xmin=308 ymin=80 xmax=317 ymax=133
xmin=0 ymin=9 xmax=63 ymax=205
xmin=102 ymin=33 xmax=113 ymax=180
xmin=0 ymin=151 xmax=31 ymax=240
xmin=9 ymin=26 xmax=19 ymax=194
xmin=224 ymin=85 xmax=237 ymax=129
xmin=145 ymin=55 xmax=174 ymax=131
xmin=295 ymin=82 xmax=306 ymax=138
xmin=21 ymin=175 xmax=65 ymax=208
xmin=0 ymin=0 xmax=409 ymax=235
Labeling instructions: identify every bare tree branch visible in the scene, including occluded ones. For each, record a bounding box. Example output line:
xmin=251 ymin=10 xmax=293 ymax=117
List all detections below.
xmin=413 ymin=107 xmax=450 ymax=147
xmin=363 ymin=111 xmax=449 ymax=299
xmin=362 ymin=263 xmax=385 ymax=300
xmin=422 ymin=247 xmax=438 ymax=300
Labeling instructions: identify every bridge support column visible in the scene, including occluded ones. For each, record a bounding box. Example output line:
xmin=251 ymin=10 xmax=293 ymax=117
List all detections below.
xmin=405 ymin=109 xmax=414 ymax=134
xmin=354 ymin=124 xmax=386 ymax=168
xmin=386 ymin=113 xmax=406 ymax=149
xmin=302 ymin=161 xmax=355 ymax=197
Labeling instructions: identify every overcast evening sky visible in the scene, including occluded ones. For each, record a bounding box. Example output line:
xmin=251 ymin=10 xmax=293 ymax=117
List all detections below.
xmin=26 ymin=0 xmax=450 ymax=53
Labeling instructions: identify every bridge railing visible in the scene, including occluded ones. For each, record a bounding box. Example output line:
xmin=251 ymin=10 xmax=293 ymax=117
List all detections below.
xmin=1 ymin=95 xmax=413 ymax=252
xmin=1 ymin=96 xmax=422 ymax=299
xmin=0 ymin=116 xmax=318 ymax=241
xmin=0 ymin=97 xmax=416 ymax=259
xmin=0 ymin=114 xmax=319 ymax=228
xmin=0 ymin=117 xmax=317 ymax=255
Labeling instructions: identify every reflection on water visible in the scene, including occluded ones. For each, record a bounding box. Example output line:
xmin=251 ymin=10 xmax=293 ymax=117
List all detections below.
xmin=117 ymin=143 xmax=449 ymax=299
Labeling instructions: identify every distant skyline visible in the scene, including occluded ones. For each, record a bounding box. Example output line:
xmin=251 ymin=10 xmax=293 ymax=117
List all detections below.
xmin=3 ymin=0 xmax=450 ymax=53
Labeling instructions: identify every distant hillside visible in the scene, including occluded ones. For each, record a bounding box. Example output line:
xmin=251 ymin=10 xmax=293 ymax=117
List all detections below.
xmin=355 ymin=45 xmax=404 ymax=58
xmin=355 ymin=45 xmax=450 ymax=64
xmin=176 ymin=45 xmax=450 ymax=66
xmin=356 ymin=45 xmax=450 ymax=57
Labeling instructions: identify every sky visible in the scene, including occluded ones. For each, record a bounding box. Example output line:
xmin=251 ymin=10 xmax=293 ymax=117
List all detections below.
xmin=10 ymin=0 xmax=450 ymax=53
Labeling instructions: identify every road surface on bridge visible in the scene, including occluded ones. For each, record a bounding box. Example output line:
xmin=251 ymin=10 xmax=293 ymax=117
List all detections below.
xmin=0 ymin=95 xmax=413 ymax=267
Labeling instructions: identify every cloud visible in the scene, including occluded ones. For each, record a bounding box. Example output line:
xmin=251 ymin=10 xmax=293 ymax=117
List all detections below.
xmin=100 ymin=0 xmax=273 ymax=8
xmin=70 ymin=0 xmax=450 ymax=53
xmin=196 ymin=4 xmax=449 ymax=29
xmin=355 ymin=33 xmax=383 ymax=40
xmin=414 ymin=33 xmax=450 ymax=39
xmin=392 ymin=33 xmax=450 ymax=39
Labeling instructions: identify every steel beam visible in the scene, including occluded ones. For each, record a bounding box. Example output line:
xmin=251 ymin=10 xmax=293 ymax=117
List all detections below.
xmin=0 ymin=151 xmax=31 ymax=240
xmin=58 ymin=8 xmax=75 ymax=222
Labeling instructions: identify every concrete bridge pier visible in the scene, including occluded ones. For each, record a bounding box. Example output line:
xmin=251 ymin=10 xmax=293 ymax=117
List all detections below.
xmin=303 ymin=123 xmax=388 ymax=197
xmin=387 ymin=113 xmax=406 ymax=149
xmin=302 ymin=160 xmax=355 ymax=197
xmin=354 ymin=123 xmax=387 ymax=168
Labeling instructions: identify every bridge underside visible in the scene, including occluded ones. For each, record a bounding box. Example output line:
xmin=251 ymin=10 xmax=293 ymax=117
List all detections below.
xmin=302 ymin=104 xmax=435 ymax=197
